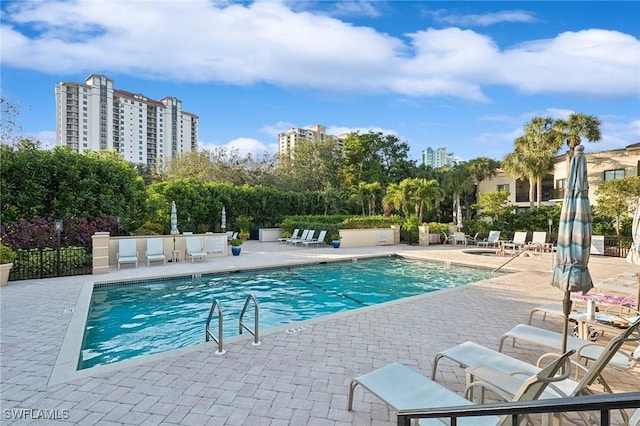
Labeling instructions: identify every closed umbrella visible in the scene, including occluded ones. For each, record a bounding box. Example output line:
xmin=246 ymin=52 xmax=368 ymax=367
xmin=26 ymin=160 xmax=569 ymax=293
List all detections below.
xmin=625 ymin=197 xmax=640 ymax=307
xmin=170 ymin=201 xmax=179 ymax=235
xmin=456 ymin=202 xmax=463 ymax=231
xmin=221 ymin=206 xmax=226 ymax=232
xmin=551 ymin=144 xmax=593 ymax=354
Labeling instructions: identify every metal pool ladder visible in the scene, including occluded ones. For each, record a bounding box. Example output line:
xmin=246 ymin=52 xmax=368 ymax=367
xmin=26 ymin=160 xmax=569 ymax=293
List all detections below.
xmin=205 ymin=299 xmax=226 ymax=355
xmin=239 ymin=293 xmax=261 ymax=346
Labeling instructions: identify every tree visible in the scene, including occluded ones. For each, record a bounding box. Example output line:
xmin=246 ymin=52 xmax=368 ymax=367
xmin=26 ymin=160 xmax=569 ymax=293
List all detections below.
xmin=503 ymin=117 xmax=561 ymax=208
xmin=554 ymin=112 xmax=601 ymax=158
xmin=0 ymin=98 xmax=29 ymax=146
xmin=467 ymin=157 xmax=500 ymax=203
xmin=474 ymin=190 xmax=512 ymax=223
xmin=595 ymin=177 xmax=640 ymax=235
xmin=341 ymin=131 xmax=416 ymax=188
xmin=441 ymin=164 xmax=474 ymax=223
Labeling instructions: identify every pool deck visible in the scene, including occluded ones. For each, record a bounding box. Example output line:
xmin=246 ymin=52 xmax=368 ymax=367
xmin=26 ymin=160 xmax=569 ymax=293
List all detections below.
xmin=1 ymin=242 xmax=638 ymax=425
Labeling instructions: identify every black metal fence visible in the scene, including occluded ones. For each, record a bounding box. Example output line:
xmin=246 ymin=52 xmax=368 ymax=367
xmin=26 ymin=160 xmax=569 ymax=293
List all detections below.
xmin=602 ymin=236 xmax=632 ymax=258
xmin=8 ymin=244 xmax=93 ymax=281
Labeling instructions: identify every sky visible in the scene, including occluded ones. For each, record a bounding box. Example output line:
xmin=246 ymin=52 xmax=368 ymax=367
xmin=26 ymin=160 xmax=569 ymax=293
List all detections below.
xmin=1 ymin=0 xmax=639 ymax=163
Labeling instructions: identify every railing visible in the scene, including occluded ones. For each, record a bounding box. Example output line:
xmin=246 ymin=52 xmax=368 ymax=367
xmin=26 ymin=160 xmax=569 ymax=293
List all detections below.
xmin=239 ymin=293 xmax=261 ymax=346
xmin=9 ymin=244 xmax=93 ymax=281
xmin=205 ymin=299 xmax=226 ymax=355
xmin=602 ymin=236 xmax=632 ymax=258
xmin=397 ymin=391 xmax=640 ymax=425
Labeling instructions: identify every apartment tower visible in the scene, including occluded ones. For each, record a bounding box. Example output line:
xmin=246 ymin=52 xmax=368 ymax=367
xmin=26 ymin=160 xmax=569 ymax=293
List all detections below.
xmin=55 ymin=74 xmax=198 ymax=170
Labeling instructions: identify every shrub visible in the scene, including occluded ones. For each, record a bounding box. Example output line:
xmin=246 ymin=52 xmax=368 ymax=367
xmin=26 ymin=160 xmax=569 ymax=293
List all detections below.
xmin=229 ymin=239 xmax=243 ymax=247
xmin=0 ymin=244 xmax=16 ymax=264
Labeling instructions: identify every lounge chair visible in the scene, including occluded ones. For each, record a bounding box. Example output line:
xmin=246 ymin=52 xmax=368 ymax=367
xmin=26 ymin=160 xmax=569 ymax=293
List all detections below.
xmin=278 ymin=228 xmax=299 ymax=243
xmin=432 ymin=318 xmax=640 ymax=425
xmin=466 ymin=232 xmax=479 ymax=245
xmin=595 ymin=276 xmax=639 ymax=298
xmin=498 ymin=323 xmax=639 ymax=372
xmin=302 ymin=230 xmax=327 ymax=248
xmin=117 ymin=239 xmax=138 ymax=269
xmin=287 ymin=229 xmax=308 ymax=244
xmin=293 ymin=230 xmax=315 ymax=246
xmin=442 ymin=232 xmax=455 ymax=244
xmin=347 ymin=350 xmax=574 ymax=426
xmin=145 ymin=238 xmax=167 ymax=266
xmin=502 ymin=231 xmax=527 ymax=252
xmin=477 ymin=231 xmax=500 ymax=248
xmin=529 ymin=231 xmax=553 ymax=252
xmin=185 ymin=236 xmax=207 ymax=262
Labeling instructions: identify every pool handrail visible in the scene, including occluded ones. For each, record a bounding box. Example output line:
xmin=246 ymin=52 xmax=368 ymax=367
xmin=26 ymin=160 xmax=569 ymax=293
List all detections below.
xmin=239 ymin=293 xmax=261 ymax=346
xmin=205 ymin=299 xmax=226 ymax=355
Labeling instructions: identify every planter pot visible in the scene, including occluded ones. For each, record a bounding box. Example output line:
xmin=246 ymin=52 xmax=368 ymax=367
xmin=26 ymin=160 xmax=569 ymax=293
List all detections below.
xmin=0 ymin=263 xmax=12 ymax=286
xmin=231 ymin=246 xmax=241 ymax=256
xmin=331 ymin=241 xmax=341 ymax=249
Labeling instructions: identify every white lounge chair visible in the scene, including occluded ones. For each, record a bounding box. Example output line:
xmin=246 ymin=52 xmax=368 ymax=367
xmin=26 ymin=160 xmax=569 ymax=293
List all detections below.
xmin=278 ymin=228 xmax=299 ymax=243
xmin=302 ymin=230 xmax=327 ymax=248
xmin=498 ymin=323 xmax=638 ymax=372
xmin=529 ymin=231 xmax=553 ymax=252
xmin=348 ymin=350 xmax=574 ymax=426
xmin=477 ymin=231 xmax=500 ymax=248
xmin=452 ymin=232 xmax=467 ymax=246
xmin=117 ymin=239 xmax=138 ymax=269
xmin=185 ymin=236 xmax=207 ymax=262
xmin=502 ymin=231 xmax=527 ymax=252
xmin=432 ymin=318 xmax=640 ymax=423
xmin=293 ymin=230 xmax=315 ymax=245
xmin=287 ymin=229 xmax=308 ymax=244
xmin=145 ymin=238 xmax=167 ymax=266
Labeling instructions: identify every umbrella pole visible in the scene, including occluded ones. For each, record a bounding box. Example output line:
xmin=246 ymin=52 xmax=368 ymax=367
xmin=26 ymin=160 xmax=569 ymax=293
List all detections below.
xmin=561 ymin=291 xmax=572 ymax=354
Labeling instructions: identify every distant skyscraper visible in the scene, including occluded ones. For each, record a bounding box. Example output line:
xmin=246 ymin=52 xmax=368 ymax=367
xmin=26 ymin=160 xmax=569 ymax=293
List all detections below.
xmin=278 ymin=124 xmax=344 ymax=157
xmin=55 ymin=74 xmax=198 ymax=170
xmin=421 ymin=147 xmax=455 ymax=168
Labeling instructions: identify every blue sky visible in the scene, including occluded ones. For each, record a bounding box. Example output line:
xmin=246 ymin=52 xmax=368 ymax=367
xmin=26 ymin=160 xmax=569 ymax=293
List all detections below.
xmin=1 ymin=0 xmax=639 ymax=162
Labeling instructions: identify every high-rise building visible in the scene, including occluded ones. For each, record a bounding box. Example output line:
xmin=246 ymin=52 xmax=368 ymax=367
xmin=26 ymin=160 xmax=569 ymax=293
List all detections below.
xmin=278 ymin=124 xmax=344 ymax=157
xmin=421 ymin=147 xmax=455 ymax=168
xmin=55 ymin=74 xmax=198 ymax=170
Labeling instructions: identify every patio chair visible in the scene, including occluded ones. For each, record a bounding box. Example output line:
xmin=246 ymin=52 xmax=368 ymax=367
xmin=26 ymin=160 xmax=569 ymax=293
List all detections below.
xmin=278 ymin=228 xmax=299 ymax=243
xmin=502 ymin=231 xmax=527 ymax=252
xmin=145 ymin=238 xmax=167 ymax=266
xmin=453 ymin=232 xmax=467 ymax=246
xmin=431 ymin=318 xmax=640 ymax=424
xmin=302 ymin=230 xmax=327 ymax=248
xmin=185 ymin=236 xmax=207 ymax=262
xmin=293 ymin=230 xmax=315 ymax=245
xmin=117 ymin=239 xmax=138 ymax=269
xmin=595 ymin=276 xmax=639 ymax=298
xmin=466 ymin=232 xmax=480 ymax=245
xmin=477 ymin=230 xmax=500 ymax=248
xmin=347 ymin=350 xmax=574 ymax=426
xmin=287 ymin=229 xmax=308 ymax=244
xmin=498 ymin=322 xmax=639 ymax=372
xmin=529 ymin=231 xmax=552 ymax=252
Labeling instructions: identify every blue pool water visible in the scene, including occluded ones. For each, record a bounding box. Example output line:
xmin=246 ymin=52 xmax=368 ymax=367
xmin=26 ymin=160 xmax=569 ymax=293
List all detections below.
xmin=80 ymin=256 xmax=495 ymax=369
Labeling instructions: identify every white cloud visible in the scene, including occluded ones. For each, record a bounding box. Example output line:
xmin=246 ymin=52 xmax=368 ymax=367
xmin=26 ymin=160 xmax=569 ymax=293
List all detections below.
xmin=428 ymin=10 xmax=536 ymax=27
xmin=1 ymin=1 xmax=638 ymax=102
xmin=200 ymin=137 xmax=275 ymax=157
xmin=260 ymin=121 xmax=297 ymax=138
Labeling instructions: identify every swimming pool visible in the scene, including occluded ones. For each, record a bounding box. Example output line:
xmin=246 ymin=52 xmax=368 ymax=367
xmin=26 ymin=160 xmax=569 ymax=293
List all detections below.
xmin=80 ymin=256 xmax=495 ymax=369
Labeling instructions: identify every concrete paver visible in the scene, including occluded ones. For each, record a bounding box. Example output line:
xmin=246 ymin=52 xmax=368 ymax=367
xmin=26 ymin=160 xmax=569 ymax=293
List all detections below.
xmin=1 ymin=242 xmax=638 ymax=425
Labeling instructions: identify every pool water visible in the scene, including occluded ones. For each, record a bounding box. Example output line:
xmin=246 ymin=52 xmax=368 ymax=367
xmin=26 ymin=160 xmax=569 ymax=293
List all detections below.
xmin=80 ymin=256 xmax=494 ymax=369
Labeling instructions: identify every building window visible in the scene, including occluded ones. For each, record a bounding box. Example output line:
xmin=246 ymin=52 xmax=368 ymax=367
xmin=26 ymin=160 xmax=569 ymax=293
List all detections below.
xmin=604 ymin=169 xmax=625 ymax=181
xmin=497 ymin=184 xmax=510 ymax=192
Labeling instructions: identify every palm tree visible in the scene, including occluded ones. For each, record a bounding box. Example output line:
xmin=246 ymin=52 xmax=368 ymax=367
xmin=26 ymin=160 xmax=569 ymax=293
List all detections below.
xmin=410 ymin=178 xmax=444 ymax=222
xmin=383 ymin=183 xmax=407 ymax=216
xmin=554 ymin=112 xmax=601 ymax=158
xmin=503 ymin=117 xmax=562 ymax=208
xmin=467 ymin=157 xmax=500 ymax=204
xmin=441 ymin=164 xmax=474 ymax=223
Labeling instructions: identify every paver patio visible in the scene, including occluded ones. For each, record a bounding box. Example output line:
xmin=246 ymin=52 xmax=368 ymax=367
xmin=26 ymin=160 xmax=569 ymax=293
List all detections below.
xmin=1 ymin=242 xmax=638 ymax=425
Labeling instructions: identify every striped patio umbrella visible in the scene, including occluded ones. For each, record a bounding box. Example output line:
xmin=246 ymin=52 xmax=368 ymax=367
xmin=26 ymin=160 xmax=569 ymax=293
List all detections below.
xmin=625 ymin=197 xmax=640 ymax=307
xmin=221 ymin=206 xmax=227 ymax=232
xmin=551 ymin=144 xmax=593 ymax=353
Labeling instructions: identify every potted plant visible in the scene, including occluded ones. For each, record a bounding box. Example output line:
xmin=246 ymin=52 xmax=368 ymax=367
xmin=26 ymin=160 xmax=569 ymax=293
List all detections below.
xmin=331 ymin=233 xmax=342 ymax=249
xmin=236 ymin=215 xmax=252 ymax=241
xmin=229 ymin=238 xmax=243 ymax=256
xmin=0 ymin=243 xmax=16 ymax=286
